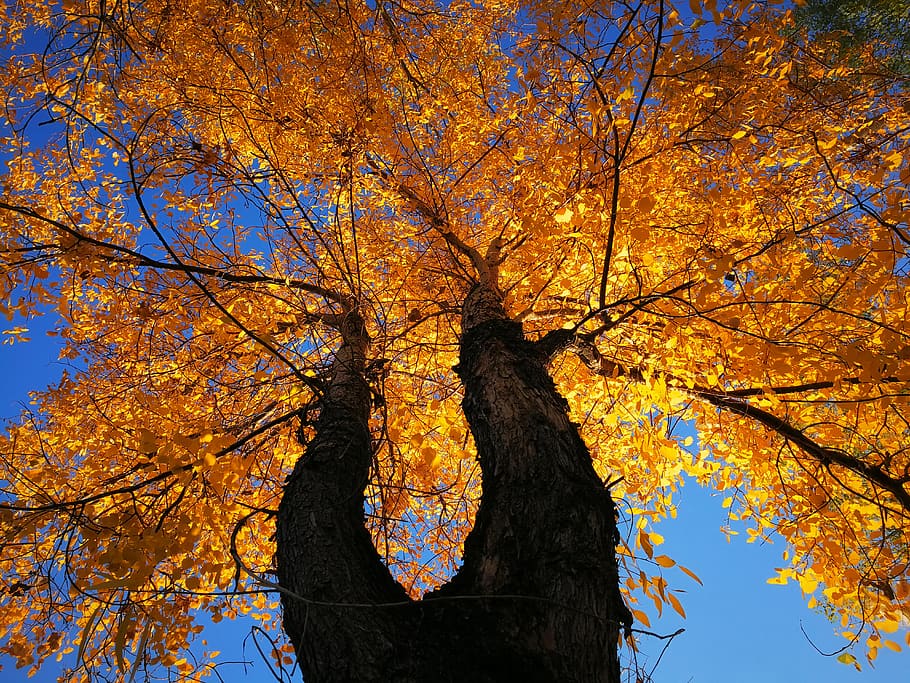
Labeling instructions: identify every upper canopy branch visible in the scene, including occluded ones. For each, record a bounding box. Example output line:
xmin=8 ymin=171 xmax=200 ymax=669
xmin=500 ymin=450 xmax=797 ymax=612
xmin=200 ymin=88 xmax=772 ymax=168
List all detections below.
xmin=700 ymin=391 xmax=910 ymax=515
xmin=363 ymin=157 xmax=499 ymax=287
xmin=0 ymin=201 xmax=344 ymax=304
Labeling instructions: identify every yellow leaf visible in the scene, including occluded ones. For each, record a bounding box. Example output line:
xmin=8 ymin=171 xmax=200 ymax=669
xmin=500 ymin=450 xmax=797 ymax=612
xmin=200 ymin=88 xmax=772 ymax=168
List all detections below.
xmin=630 ymin=226 xmax=650 ymax=241
xmin=798 ymin=575 xmax=818 ymax=594
xmin=421 ymin=446 xmax=440 ymax=469
xmin=879 ymin=619 xmax=900 ymax=633
xmin=639 ymin=530 xmax=654 ymax=559
xmin=885 ymin=151 xmax=902 ymax=170
xmin=636 ymin=196 xmax=656 ymax=214
xmin=136 ymin=428 xmax=159 ymax=455
xmin=76 ymin=603 xmax=104 ymax=669
xmin=127 ymin=624 xmax=152 ymax=683
xmin=654 ymin=554 xmax=675 ymax=568
xmin=554 ymin=207 xmax=574 ymax=224
xmin=114 ymin=610 xmax=133 ymax=672
xmin=837 ymin=652 xmax=860 ymax=670
xmin=679 ymin=564 xmax=703 ymax=586
xmin=616 ymin=86 xmax=635 ymax=103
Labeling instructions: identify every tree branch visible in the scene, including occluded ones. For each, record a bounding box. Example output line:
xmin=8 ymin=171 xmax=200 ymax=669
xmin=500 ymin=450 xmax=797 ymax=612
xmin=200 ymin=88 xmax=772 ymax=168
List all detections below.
xmin=554 ymin=337 xmax=910 ymax=514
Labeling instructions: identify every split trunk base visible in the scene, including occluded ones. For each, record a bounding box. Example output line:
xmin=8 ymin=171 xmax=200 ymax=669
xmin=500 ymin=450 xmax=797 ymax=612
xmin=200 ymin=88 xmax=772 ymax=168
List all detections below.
xmin=276 ymin=290 xmax=629 ymax=682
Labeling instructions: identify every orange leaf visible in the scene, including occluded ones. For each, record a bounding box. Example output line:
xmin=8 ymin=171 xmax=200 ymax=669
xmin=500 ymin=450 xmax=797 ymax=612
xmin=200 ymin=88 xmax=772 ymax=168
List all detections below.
xmin=667 ymin=592 xmax=686 ymax=619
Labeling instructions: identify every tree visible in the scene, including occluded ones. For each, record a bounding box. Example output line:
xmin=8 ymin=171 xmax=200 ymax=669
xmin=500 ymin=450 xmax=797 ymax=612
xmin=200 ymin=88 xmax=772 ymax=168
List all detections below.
xmin=0 ymin=0 xmax=907 ymax=680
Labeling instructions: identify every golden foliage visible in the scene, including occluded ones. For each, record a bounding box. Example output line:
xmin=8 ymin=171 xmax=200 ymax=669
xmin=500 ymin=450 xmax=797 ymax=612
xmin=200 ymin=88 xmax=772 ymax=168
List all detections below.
xmin=0 ymin=0 xmax=908 ymax=678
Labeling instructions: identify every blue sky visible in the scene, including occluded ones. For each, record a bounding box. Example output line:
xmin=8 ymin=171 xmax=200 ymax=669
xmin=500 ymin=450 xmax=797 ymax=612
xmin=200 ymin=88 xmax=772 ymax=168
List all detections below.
xmin=1 ymin=315 xmax=906 ymax=682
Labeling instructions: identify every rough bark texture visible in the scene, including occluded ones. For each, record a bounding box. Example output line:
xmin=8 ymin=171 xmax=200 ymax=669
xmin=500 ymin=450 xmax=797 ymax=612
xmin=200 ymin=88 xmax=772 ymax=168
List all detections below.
xmin=434 ymin=283 xmax=631 ymax=681
xmin=275 ymin=312 xmax=415 ymax=681
xmin=276 ymin=289 xmax=629 ymax=682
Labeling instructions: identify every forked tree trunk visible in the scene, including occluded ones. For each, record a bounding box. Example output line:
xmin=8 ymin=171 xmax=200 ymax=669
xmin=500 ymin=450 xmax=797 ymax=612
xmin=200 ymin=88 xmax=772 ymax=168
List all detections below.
xmin=276 ymin=286 xmax=629 ymax=682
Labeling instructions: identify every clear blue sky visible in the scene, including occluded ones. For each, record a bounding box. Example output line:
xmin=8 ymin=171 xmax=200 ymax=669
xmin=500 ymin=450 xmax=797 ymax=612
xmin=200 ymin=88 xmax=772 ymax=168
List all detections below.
xmin=1 ymin=314 xmax=906 ymax=682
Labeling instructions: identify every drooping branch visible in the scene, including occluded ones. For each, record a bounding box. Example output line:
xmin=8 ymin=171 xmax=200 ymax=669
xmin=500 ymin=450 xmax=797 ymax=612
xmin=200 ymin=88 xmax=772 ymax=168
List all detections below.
xmin=0 ymin=404 xmax=301 ymax=514
xmin=553 ymin=335 xmax=910 ymax=515
xmin=0 ymin=200 xmax=335 ymax=395
xmin=700 ymin=392 xmax=910 ymax=514
xmin=0 ymin=201 xmax=342 ymax=299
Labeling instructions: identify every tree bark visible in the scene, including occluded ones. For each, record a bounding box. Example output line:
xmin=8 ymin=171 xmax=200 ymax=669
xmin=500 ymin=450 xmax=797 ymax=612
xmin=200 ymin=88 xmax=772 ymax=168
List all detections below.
xmin=276 ymin=312 xmax=415 ymax=681
xmin=276 ymin=289 xmax=629 ymax=682
xmin=432 ymin=283 xmax=630 ymax=681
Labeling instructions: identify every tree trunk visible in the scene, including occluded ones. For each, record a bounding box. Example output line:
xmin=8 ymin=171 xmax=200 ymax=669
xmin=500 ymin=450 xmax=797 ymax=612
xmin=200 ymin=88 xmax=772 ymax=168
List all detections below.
xmin=433 ymin=283 xmax=630 ymax=681
xmin=276 ymin=288 xmax=629 ymax=682
xmin=275 ymin=312 xmax=416 ymax=681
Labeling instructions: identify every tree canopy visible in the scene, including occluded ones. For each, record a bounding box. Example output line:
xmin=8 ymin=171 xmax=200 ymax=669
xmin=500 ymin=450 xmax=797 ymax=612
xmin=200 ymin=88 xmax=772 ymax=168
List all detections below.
xmin=0 ymin=0 xmax=908 ymax=680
